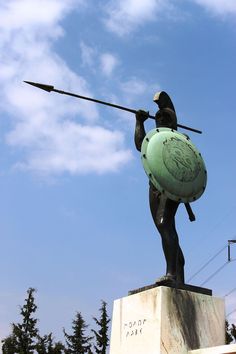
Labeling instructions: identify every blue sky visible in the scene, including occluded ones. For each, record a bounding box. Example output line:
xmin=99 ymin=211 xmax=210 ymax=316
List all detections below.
xmin=0 ymin=0 xmax=236 ymax=345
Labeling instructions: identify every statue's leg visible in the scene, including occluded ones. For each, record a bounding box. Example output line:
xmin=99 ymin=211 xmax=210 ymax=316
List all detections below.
xmin=149 ymin=185 xmax=184 ymax=283
xmin=176 ymin=240 xmax=185 ymax=284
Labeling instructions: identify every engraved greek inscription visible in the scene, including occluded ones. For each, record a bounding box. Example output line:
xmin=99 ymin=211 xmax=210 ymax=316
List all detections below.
xmin=123 ymin=318 xmax=147 ymax=339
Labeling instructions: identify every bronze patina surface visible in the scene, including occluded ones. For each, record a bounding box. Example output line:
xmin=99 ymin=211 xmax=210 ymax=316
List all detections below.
xmin=134 ymin=91 xmax=206 ymax=287
xmin=141 ymin=127 xmax=207 ymax=203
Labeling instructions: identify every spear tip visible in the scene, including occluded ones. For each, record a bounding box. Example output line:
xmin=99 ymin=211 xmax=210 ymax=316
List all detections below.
xmin=23 ymin=81 xmax=54 ymax=92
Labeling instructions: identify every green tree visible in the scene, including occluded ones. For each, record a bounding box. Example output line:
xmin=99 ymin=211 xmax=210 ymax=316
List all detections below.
xmin=63 ymin=312 xmax=93 ymax=354
xmin=92 ymin=301 xmax=110 ymax=354
xmin=36 ymin=334 xmax=50 ymax=354
xmin=2 ymin=288 xmax=39 ymax=354
xmin=226 ymin=320 xmax=233 ymax=344
xmin=225 ymin=320 xmax=236 ymax=344
xmin=51 ymin=341 xmax=66 ymax=354
xmin=2 ymin=334 xmax=17 ymax=354
xmin=36 ymin=333 xmax=65 ymax=354
xmin=231 ymin=323 xmax=236 ymax=342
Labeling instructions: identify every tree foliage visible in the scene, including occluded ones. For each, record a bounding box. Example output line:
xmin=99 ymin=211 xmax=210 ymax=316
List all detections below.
xmin=2 ymin=334 xmax=17 ymax=354
xmin=36 ymin=333 xmax=65 ymax=354
xmin=226 ymin=320 xmax=236 ymax=344
xmin=231 ymin=323 xmax=236 ymax=342
xmin=2 ymin=287 xmax=39 ymax=354
xmin=92 ymin=301 xmax=110 ymax=354
xmin=63 ymin=312 xmax=93 ymax=354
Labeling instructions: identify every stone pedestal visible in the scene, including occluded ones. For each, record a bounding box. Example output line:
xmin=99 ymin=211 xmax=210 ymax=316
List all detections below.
xmin=189 ymin=344 xmax=236 ymax=353
xmin=109 ymin=286 xmax=225 ymax=354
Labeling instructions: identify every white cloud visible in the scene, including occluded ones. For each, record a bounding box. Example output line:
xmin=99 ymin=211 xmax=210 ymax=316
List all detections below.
xmin=120 ymin=78 xmax=148 ymax=96
xmin=100 ymin=53 xmax=119 ymax=76
xmin=192 ymin=0 xmax=236 ymax=16
xmin=104 ymin=0 xmax=236 ymax=36
xmin=10 ymin=122 xmax=132 ymax=175
xmin=0 ymin=0 xmax=78 ymax=36
xmin=120 ymin=77 xmax=160 ymax=105
xmin=80 ymin=42 xmax=119 ymax=77
xmin=104 ymin=0 xmax=170 ymax=36
xmin=80 ymin=41 xmax=95 ymax=67
xmin=0 ymin=0 xmax=132 ymax=176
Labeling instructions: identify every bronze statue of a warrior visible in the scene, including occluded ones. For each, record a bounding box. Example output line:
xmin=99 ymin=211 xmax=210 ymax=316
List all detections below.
xmin=134 ymin=92 xmax=207 ymax=286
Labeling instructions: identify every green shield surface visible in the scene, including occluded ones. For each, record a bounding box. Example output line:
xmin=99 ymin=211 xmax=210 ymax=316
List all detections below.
xmin=141 ymin=128 xmax=207 ymax=203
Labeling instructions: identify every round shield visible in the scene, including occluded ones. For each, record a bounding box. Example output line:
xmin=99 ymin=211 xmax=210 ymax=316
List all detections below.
xmin=141 ymin=128 xmax=207 ymax=203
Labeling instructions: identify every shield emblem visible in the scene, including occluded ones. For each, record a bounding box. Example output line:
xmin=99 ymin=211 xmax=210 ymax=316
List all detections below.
xmin=141 ymin=128 xmax=207 ymax=203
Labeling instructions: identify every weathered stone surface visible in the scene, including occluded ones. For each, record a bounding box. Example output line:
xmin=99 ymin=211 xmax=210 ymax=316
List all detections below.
xmin=109 ymin=286 xmax=225 ymax=354
xmin=189 ymin=344 xmax=236 ymax=353
xmin=128 ymin=282 xmax=212 ymax=296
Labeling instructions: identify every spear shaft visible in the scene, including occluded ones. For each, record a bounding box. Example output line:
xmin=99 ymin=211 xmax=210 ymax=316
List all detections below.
xmin=24 ymin=81 xmax=202 ymax=134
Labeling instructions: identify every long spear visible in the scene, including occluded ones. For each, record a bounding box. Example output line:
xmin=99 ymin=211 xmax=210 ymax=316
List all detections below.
xmin=24 ymin=81 xmax=202 ymax=134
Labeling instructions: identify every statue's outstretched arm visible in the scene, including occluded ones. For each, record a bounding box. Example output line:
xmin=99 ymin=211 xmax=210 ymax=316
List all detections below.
xmin=134 ymin=110 xmax=149 ymax=151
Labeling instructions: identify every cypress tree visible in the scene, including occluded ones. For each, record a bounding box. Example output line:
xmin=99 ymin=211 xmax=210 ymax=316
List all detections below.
xmin=36 ymin=333 xmax=65 ymax=354
xmin=230 ymin=323 xmax=236 ymax=343
xmin=35 ymin=334 xmax=50 ymax=354
xmin=63 ymin=312 xmax=93 ymax=353
xmin=2 ymin=288 xmax=39 ymax=354
xmin=92 ymin=301 xmax=110 ymax=354
xmin=2 ymin=334 xmax=17 ymax=354
xmin=14 ymin=287 xmax=38 ymax=353
xmin=226 ymin=320 xmax=234 ymax=344
xmin=50 ymin=341 xmax=66 ymax=354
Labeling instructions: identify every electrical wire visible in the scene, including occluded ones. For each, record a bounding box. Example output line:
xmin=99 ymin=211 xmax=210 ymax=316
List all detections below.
xmin=227 ymin=308 xmax=236 ymax=317
xmin=200 ymin=261 xmax=229 ymax=287
xmin=187 ymin=245 xmax=227 ymax=282
xmin=224 ymin=287 xmax=236 ymax=298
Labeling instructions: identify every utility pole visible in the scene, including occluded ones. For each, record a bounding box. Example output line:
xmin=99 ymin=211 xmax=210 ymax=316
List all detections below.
xmin=228 ymin=240 xmax=236 ymax=262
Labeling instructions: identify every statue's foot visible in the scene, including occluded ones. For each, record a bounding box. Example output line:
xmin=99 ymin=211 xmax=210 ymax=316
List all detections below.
xmin=155 ymin=274 xmax=177 ymax=286
xmin=176 ymin=276 xmax=185 ymax=286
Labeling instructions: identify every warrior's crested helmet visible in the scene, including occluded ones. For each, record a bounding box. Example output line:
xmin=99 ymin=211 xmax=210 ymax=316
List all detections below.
xmin=153 ymin=92 xmax=177 ymax=130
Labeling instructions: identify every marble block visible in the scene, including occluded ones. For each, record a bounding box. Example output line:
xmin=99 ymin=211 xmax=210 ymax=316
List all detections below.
xmin=189 ymin=344 xmax=236 ymax=353
xmin=109 ymin=286 xmax=225 ymax=354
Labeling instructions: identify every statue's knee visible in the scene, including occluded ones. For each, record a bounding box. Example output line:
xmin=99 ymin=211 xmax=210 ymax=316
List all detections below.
xmin=156 ymin=218 xmax=169 ymax=232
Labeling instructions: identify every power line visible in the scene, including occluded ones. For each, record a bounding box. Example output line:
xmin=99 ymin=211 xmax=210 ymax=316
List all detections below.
xmin=224 ymin=287 xmax=236 ymax=298
xmin=187 ymin=209 xmax=236 ymax=263
xmin=187 ymin=237 xmax=236 ymax=283
xmin=227 ymin=308 xmax=236 ymax=317
xmin=200 ymin=261 xmax=229 ymax=287
xmin=187 ymin=245 xmax=227 ymax=282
